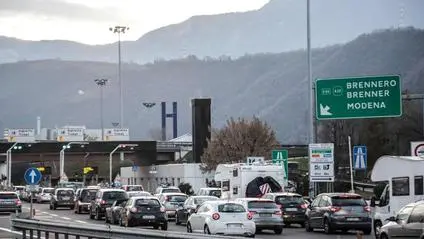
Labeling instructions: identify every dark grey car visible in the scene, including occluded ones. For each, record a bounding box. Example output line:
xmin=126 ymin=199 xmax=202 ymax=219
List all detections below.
xmin=305 ymin=193 xmax=372 ymax=235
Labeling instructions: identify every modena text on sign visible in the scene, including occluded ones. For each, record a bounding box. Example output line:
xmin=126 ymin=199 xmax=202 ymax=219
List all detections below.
xmin=315 ymin=75 xmax=402 ymax=120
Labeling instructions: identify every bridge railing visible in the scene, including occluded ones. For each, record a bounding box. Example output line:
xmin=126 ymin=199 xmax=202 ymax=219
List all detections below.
xmin=11 ymin=218 xmax=246 ymax=239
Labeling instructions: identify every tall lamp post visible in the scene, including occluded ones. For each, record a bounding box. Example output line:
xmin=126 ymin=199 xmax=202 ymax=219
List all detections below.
xmin=109 ymin=144 xmax=138 ymax=185
xmin=94 ymin=79 xmax=108 ymax=140
xmin=59 ymin=142 xmax=88 ymax=182
xmin=6 ymin=142 xmax=19 ymax=187
xmin=109 ymin=26 xmax=129 ymax=128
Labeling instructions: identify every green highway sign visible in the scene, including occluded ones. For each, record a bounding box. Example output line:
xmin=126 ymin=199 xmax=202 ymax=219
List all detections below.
xmin=272 ymin=150 xmax=288 ymax=179
xmin=315 ymin=75 xmax=402 ymax=120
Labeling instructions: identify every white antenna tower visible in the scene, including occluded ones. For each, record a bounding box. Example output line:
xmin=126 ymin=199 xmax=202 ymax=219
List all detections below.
xmin=398 ymin=0 xmax=406 ymax=28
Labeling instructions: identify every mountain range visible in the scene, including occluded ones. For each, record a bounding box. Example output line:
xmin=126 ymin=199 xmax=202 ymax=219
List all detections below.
xmin=1 ymin=28 xmax=423 ymax=143
xmin=1 ymin=0 xmax=423 ymax=64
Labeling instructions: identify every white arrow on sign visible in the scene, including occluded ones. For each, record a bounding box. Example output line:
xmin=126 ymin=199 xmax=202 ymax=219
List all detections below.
xmin=320 ymin=104 xmax=332 ymax=116
xmin=29 ymin=170 xmax=37 ymax=184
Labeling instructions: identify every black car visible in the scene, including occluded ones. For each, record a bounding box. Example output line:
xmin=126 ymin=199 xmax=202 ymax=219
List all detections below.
xmin=74 ymin=187 xmax=99 ymax=214
xmin=0 ymin=192 xmax=22 ymax=213
xmin=305 ymin=193 xmax=372 ymax=234
xmin=175 ymin=195 xmax=218 ymax=225
xmin=119 ymin=196 xmax=167 ymax=230
xmin=89 ymin=189 xmax=127 ymax=220
xmin=263 ymin=192 xmax=308 ymax=227
xmin=105 ymin=199 xmax=127 ymax=225
xmin=50 ymin=188 xmax=75 ymax=210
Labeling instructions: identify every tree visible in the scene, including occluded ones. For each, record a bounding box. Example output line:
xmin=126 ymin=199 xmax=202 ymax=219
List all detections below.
xmin=200 ymin=117 xmax=280 ymax=172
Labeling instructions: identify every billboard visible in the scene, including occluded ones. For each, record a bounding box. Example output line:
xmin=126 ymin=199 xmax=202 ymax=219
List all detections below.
xmin=4 ymin=128 xmax=36 ymax=142
xmin=57 ymin=128 xmax=84 ymax=142
xmin=309 ymin=143 xmax=335 ymax=182
xmin=104 ymin=128 xmax=130 ymax=141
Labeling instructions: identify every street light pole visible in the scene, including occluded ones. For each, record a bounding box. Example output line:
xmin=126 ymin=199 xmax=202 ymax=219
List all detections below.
xmin=307 ymin=0 xmax=314 ymax=144
xmin=59 ymin=142 xmax=88 ymax=182
xmin=109 ymin=144 xmax=138 ymax=185
xmin=94 ymin=79 xmax=108 ymax=140
xmin=6 ymin=142 xmax=18 ymax=187
xmin=109 ymin=26 xmax=129 ymax=128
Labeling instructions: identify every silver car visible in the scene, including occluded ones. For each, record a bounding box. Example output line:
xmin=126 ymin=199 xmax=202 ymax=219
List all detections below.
xmin=378 ymin=201 xmax=424 ymax=239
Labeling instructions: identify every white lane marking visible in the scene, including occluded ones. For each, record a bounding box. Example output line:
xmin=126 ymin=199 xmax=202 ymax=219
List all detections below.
xmin=61 ymin=217 xmax=71 ymax=220
xmin=49 ymin=213 xmax=58 ymax=217
xmin=75 ymin=220 xmax=87 ymax=224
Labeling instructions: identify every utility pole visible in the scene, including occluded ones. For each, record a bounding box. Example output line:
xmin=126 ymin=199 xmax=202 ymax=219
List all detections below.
xmin=402 ymin=94 xmax=424 ymax=136
xmin=109 ymin=26 xmax=129 ymax=128
xmin=94 ymin=79 xmax=108 ymax=140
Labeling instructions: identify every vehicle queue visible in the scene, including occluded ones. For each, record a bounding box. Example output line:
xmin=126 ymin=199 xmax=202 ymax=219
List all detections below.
xmin=9 ymin=183 xmax=377 ymax=238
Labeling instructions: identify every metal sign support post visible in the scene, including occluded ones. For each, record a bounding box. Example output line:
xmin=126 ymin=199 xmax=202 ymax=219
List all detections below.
xmin=30 ymin=192 xmax=33 ymax=219
xmin=348 ymin=136 xmax=355 ymax=193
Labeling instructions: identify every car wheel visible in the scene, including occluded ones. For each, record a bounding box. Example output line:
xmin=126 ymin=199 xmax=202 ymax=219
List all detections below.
xmin=379 ymin=233 xmax=388 ymax=239
xmin=374 ymin=220 xmax=382 ymax=237
xmin=363 ymin=229 xmax=372 ymax=235
xmin=175 ymin=213 xmax=181 ymax=225
xmin=53 ymin=204 xmax=57 ymax=210
xmin=89 ymin=209 xmax=95 ymax=219
xmin=204 ymin=225 xmax=211 ymax=235
xmin=323 ymin=219 xmax=332 ymax=234
xmin=300 ymin=222 xmax=305 ymax=228
xmin=49 ymin=204 xmax=52 ymax=210
xmin=274 ymin=227 xmax=283 ymax=235
xmin=161 ymin=222 xmax=168 ymax=231
xmin=305 ymin=219 xmax=313 ymax=232
xmin=187 ymin=222 xmax=193 ymax=233
xmin=95 ymin=209 xmax=101 ymax=220
xmin=105 ymin=215 xmax=109 ymax=223
xmin=77 ymin=206 xmax=81 ymax=214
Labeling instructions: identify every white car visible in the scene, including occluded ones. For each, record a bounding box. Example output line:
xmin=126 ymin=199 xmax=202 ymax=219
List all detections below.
xmin=187 ymin=200 xmax=255 ymax=237
xmin=36 ymin=187 xmax=54 ymax=203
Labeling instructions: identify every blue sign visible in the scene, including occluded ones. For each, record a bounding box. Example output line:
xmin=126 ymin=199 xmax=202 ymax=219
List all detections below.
xmin=24 ymin=168 xmax=42 ymax=185
xmin=353 ymin=146 xmax=367 ymax=170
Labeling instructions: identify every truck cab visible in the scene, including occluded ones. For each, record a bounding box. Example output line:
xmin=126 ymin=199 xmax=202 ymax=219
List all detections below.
xmin=370 ymin=156 xmax=424 ymax=235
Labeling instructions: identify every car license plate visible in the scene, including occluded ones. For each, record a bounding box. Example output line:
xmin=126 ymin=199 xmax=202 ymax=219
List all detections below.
xmin=285 ymin=208 xmax=297 ymax=212
xmin=142 ymin=215 xmax=155 ymax=219
xmin=259 ymin=213 xmax=272 ymax=217
xmin=63 ymin=197 xmax=70 ymax=200
xmin=227 ymin=223 xmax=241 ymax=228
xmin=346 ymin=217 xmax=360 ymax=221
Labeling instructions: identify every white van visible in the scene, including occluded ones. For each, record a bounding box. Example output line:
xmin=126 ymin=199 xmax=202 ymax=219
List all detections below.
xmin=370 ymin=156 xmax=424 ymax=234
xmin=214 ymin=161 xmax=287 ymax=199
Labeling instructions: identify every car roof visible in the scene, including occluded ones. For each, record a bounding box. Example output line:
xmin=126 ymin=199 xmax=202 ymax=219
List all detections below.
xmin=131 ymin=196 xmax=159 ymax=200
xmin=160 ymin=186 xmax=179 ymax=189
xmin=236 ymin=198 xmax=274 ymax=202
xmin=206 ymin=200 xmax=244 ymax=205
xmin=0 ymin=191 xmax=17 ymax=194
xmin=56 ymin=188 xmax=74 ymax=191
xmin=161 ymin=192 xmax=187 ymax=196
xmin=319 ymin=193 xmax=363 ymax=198
xmin=99 ymin=188 xmax=125 ymax=192
xmin=265 ymin=192 xmax=302 ymax=197
xmin=190 ymin=195 xmax=218 ymax=199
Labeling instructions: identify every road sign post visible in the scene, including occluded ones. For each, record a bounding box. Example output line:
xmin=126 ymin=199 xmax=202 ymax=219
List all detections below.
xmin=315 ymin=75 xmax=402 ymax=120
xmin=24 ymin=168 xmax=42 ymax=219
xmin=272 ymin=150 xmax=288 ymax=179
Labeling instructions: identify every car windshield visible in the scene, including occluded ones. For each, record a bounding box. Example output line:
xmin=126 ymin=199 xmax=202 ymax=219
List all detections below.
xmin=248 ymin=201 xmax=278 ymax=209
xmin=0 ymin=193 xmax=17 ymax=199
xmin=81 ymin=189 xmax=97 ymax=202
xmin=275 ymin=196 xmax=304 ymax=205
xmin=194 ymin=197 xmax=217 ymax=205
xmin=209 ymin=190 xmax=221 ymax=198
xmin=43 ymin=189 xmax=54 ymax=194
xmin=128 ymin=192 xmax=150 ymax=197
xmin=331 ymin=196 xmax=366 ymax=206
xmin=103 ymin=191 xmax=127 ymax=201
xmin=162 ymin=188 xmax=180 ymax=193
xmin=136 ymin=199 xmax=160 ymax=207
xmin=127 ymin=186 xmax=143 ymax=191
xmin=218 ymin=203 xmax=246 ymax=213
xmin=58 ymin=190 xmax=73 ymax=196
xmin=167 ymin=195 xmax=187 ymax=202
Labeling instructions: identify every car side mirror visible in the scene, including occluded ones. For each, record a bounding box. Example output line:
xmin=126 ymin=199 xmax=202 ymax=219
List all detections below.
xmin=386 ymin=216 xmax=396 ymax=222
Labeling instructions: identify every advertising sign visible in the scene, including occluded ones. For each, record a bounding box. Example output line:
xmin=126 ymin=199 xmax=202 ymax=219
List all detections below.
xmin=411 ymin=141 xmax=424 ymax=157
xmin=309 ymin=143 xmax=334 ymax=182
xmin=4 ymin=128 xmax=35 ymax=142
xmin=57 ymin=128 xmax=84 ymax=142
xmin=104 ymin=128 xmax=130 ymax=141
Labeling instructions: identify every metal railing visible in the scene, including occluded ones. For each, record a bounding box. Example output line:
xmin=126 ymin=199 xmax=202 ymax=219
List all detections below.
xmin=11 ymin=218 xmax=246 ymax=239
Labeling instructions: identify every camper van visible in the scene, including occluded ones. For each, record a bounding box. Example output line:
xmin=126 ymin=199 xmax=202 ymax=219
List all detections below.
xmin=370 ymin=156 xmax=424 ymax=234
xmin=214 ymin=161 xmax=287 ymax=199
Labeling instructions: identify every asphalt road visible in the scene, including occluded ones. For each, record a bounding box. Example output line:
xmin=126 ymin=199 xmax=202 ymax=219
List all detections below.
xmin=3 ymin=202 xmax=375 ymax=239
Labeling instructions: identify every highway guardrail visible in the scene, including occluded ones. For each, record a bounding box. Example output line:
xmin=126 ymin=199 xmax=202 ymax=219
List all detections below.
xmin=11 ymin=217 xmax=248 ymax=239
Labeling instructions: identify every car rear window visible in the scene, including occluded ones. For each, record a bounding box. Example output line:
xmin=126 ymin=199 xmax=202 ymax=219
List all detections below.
xmin=331 ymin=196 xmax=366 ymax=206
xmin=103 ymin=191 xmax=127 ymax=200
xmin=136 ymin=199 xmax=160 ymax=207
xmin=0 ymin=193 xmax=17 ymax=199
xmin=218 ymin=203 xmax=246 ymax=213
xmin=194 ymin=197 xmax=218 ymax=205
xmin=162 ymin=188 xmax=180 ymax=193
xmin=58 ymin=190 xmax=74 ymax=196
xmin=275 ymin=196 xmax=304 ymax=205
xmin=128 ymin=192 xmax=151 ymax=197
xmin=43 ymin=189 xmax=54 ymax=194
xmin=127 ymin=186 xmax=143 ymax=191
xmin=167 ymin=195 xmax=187 ymax=202
xmin=248 ymin=201 xmax=278 ymax=209
xmin=209 ymin=190 xmax=221 ymax=197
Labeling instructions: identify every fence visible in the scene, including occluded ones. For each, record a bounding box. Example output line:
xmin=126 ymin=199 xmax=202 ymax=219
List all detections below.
xmin=11 ymin=218 xmax=247 ymax=239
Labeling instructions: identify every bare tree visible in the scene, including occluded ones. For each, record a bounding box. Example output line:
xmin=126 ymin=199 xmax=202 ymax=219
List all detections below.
xmin=200 ymin=117 xmax=280 ymax=172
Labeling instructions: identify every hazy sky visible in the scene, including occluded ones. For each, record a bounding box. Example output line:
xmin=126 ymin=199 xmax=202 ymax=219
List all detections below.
xmin=0 ymin=0 xmax=269 ymax=45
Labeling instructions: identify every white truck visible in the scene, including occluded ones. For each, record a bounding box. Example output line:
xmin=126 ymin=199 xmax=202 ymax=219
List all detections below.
xmin=214 ymin=161 xmax=287 ymax=199
xmin=370 ymin=156 xmax=424 ymax=234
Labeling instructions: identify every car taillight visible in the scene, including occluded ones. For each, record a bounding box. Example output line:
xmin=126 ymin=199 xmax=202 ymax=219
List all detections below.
xmin=15 ymin=199 xmax=21 ymax=206
xmin=130 ymin=207 xmax=138 ymax=213
xmin=364 ymin=206 xmax=371 ymax=212
xmin=299 ymin=203 xmax=308 ymax=209
xmin=100 ymin=200 xmax=106 ymax=205
xmin=212 ymin=213 xmax=220 ymax=220
xmin=160 ymin=206 xmax=166 ymax=212
xmin=330 ymin=206 xmax=341 ymax=213
xmin=274 ymin=210 xmax=282 ymax=216
xmin=165 ymin=196 xmax=169 ymax=201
